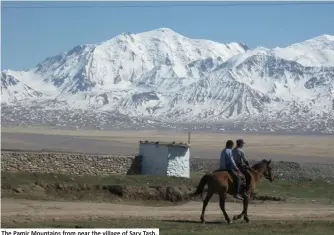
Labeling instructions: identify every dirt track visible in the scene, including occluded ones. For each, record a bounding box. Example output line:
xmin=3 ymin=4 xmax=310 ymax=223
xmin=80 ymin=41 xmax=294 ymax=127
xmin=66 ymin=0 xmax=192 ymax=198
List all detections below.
xmin=2 ymin=199 xmax=334 ymax=225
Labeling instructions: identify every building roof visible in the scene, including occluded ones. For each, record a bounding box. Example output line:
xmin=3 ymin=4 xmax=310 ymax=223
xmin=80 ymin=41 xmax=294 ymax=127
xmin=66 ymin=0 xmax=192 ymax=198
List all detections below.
xmin=139 ymin=140 xmax=191 ymax=148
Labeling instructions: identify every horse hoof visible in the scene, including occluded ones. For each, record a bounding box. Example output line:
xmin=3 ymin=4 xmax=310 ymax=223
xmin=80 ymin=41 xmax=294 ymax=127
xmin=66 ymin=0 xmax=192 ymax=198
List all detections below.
xmin=227 ymin=220 xmax=232 ymax=224
xmin=233 ymin=215 xmax=238 ymax=220
xmin=200 ymin=218 xmax=205 ymax=224
xmin=244 ymin=217 xmax=250 ymax=223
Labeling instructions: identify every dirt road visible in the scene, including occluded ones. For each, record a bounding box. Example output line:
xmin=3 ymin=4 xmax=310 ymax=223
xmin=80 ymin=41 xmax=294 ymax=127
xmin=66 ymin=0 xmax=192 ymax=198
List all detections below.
xmin=2 ymin=199 xmax=334 ymax=225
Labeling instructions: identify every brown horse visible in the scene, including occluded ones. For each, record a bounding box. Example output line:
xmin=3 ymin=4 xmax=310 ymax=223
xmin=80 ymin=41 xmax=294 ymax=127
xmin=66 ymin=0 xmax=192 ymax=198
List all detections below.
xmin=190 ymin=159 xmax=275 ymax=224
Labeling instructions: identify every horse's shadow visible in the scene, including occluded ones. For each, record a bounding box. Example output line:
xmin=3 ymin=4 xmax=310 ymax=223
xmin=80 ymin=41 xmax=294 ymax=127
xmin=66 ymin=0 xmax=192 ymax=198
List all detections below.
xmin=162 ymin=219 xmax=224 ymax=225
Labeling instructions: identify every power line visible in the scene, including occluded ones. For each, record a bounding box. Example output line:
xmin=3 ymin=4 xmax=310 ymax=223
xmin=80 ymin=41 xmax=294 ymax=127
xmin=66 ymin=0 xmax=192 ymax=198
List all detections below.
xmin=3 ymin=2 xmax=334 ymax=9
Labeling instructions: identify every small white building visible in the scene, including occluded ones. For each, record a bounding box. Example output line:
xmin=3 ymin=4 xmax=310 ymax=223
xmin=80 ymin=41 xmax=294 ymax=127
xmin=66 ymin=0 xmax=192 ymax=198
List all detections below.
xmin=139 ymin=141 xmax=191 ymax=178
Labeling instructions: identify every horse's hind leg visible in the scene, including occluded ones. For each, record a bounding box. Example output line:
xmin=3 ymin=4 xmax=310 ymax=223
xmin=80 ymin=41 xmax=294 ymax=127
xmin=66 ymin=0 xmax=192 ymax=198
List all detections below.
xmin=233 ymin=193 xmax=249 ymax=222
xmin=200 ymin=187 xmax=214 ymax=223
xmin=219 ymin=193 xmax=231 ymax=224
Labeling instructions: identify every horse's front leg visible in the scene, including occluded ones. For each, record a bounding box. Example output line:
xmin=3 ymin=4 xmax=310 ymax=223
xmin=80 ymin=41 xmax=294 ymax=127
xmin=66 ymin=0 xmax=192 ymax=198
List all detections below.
xmin=242 ymin=194 xmax=250 ymax=223
xmin=233 ymin=193 xmax=249 ymax=222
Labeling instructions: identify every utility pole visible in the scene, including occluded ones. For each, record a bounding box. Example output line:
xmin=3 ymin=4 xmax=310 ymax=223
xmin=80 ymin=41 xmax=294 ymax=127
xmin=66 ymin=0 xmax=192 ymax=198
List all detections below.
xmin=188 ymin=131 xmax=191 ymax=145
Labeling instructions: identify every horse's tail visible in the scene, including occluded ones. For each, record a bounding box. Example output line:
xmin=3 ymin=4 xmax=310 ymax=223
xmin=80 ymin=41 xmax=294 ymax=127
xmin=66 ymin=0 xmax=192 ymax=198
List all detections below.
xmin=189 ymin=173 xmax=212 ymax=201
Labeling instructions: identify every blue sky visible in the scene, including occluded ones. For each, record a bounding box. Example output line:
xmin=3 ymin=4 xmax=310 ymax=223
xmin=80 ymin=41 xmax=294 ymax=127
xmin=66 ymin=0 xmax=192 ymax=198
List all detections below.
xmin=2 ymin=1 xmax=334 ymax=70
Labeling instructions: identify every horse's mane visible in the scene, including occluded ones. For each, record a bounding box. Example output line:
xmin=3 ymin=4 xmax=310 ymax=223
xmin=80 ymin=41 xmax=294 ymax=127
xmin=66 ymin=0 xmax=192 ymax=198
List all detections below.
xmin=251 ymin=159 xmax=268 ymax=170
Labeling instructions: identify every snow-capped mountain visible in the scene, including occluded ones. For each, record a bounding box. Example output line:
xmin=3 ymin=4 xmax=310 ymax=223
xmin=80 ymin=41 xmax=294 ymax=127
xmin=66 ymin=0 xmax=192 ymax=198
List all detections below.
xmin=272 ymin=34 xmax=334 ymax=67
xmin=1 ymin=28 xmax=334 ymax=133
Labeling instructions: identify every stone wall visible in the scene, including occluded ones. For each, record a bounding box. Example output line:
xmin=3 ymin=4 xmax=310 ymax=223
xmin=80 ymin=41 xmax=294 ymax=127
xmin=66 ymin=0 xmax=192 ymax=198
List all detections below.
xmin=1 ymin=151 xmax=202 ymax=176
xmin=1 ymin=151 xmax=141 ymax=176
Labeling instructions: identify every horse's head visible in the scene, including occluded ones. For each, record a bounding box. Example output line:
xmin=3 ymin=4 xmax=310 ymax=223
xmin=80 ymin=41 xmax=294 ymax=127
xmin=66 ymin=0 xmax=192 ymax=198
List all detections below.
xmin=262 ymin=159 xmax=275 ymax=182
xmin=252 ymin=159 xmax=275 ymax=182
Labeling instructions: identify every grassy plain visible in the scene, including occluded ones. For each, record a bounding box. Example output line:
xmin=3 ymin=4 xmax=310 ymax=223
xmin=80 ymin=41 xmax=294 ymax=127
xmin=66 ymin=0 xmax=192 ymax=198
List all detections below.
xmin=2 ymin=169 xmax=334 ymax=233
xmin=2 ymin=126 xmax=334 ymax=233
xmin=2 ymin=126 xmax=334 ymax=164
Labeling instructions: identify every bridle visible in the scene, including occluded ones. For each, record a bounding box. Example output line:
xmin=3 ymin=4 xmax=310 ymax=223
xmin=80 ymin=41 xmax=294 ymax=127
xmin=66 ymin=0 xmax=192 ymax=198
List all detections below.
xmin=263 ymin=170 xmax=275 ymax=181
xmin=263 ymin=174 xmax=272 ymax=180
xmin=249 ymin=161 xmax=275 ymax=182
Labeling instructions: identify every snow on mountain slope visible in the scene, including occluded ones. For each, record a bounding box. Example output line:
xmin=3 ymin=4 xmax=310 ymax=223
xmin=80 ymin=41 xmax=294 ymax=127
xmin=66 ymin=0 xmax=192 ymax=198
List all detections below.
xmin=272 ymin=34 xmax=334 ymax=67
xmin=1 ymin=70 xmax=59 ymax=103
xmin=1 ymin=28 xmax=334 ymax=133
xmin=225 ymin=53 xmax=334 ymax=100
xmin=1 ymin=71 xmax=44 ymax=103
xmin=224 ymin=53 xmax=334 ymax=114
xmin=221 ymin=35 xmax=334 ymax=68
xmin=150 ymin=54 xmax=334 ymax=121
xmin=28 ymin=28 xmax=247 ymax=96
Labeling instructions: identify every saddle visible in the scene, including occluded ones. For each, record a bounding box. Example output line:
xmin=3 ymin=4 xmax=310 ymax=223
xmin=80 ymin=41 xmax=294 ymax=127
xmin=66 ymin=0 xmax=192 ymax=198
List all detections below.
xmin=213 ymin=169 xmax=247 ymax=186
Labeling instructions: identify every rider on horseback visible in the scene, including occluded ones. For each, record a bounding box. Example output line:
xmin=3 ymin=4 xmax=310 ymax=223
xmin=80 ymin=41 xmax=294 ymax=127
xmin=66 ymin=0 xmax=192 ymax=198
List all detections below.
xmin=219 ymin=140 xmax=244 ymax=200
xmin=232 ymin=139 xmax=252 ymax=195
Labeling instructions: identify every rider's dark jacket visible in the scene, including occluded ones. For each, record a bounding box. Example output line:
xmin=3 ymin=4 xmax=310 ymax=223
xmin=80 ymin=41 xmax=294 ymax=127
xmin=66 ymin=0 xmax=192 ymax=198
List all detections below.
xmin=232 ymin=147 xmax=249 ymax=168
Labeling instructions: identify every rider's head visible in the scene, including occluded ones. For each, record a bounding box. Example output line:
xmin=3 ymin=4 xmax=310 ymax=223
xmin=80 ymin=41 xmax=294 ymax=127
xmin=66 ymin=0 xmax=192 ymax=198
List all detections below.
xmin=226 ymin=140 xmax=234 ymax=149
xmin=236 ymin=139 xmax=245 ymax=148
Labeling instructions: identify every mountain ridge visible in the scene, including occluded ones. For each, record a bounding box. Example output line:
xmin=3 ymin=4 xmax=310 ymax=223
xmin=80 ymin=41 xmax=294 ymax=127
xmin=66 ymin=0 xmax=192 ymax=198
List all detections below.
xmin=1 ymin=28 xmax=334 ymax=133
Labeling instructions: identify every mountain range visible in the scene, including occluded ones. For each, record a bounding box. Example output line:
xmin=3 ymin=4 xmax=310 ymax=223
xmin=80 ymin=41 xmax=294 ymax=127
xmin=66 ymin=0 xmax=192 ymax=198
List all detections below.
xmin=1 ymin=28 xmax=334 ymax=133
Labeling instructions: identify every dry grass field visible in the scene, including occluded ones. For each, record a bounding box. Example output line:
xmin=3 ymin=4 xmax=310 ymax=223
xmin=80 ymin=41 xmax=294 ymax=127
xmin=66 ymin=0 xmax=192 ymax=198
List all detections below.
xmin=1 ymin=126 xmax=334 ymax=164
